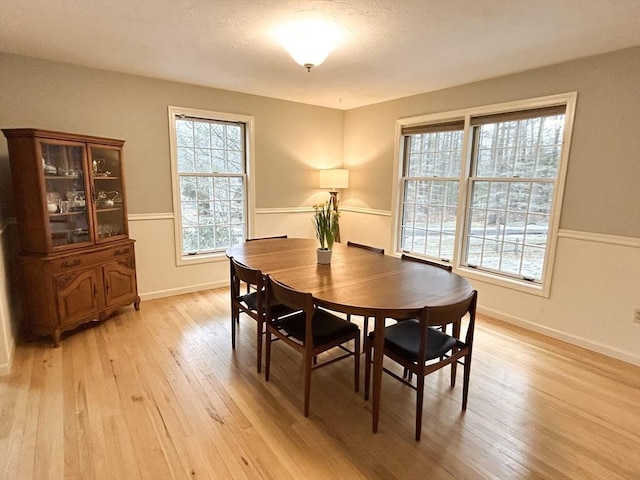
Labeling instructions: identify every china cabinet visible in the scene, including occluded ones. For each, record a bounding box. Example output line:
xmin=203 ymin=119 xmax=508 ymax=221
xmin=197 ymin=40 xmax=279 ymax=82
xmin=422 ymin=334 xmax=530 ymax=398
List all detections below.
xmin=2 ymin=128 xmax=140 ymax=346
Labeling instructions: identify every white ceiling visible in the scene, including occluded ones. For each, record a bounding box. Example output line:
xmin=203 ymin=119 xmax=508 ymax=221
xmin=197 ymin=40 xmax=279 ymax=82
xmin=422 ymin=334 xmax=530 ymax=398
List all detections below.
xmin=1 ymin=0 xmax=639 ymax=110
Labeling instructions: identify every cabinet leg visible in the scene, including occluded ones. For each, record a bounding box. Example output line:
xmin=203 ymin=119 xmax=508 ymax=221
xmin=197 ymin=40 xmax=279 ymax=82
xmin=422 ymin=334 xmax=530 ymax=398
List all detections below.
xmin=134 ymin=296 xmax=141 ymax=311
xmin=53 ymin=329 xmax=61 ymax=348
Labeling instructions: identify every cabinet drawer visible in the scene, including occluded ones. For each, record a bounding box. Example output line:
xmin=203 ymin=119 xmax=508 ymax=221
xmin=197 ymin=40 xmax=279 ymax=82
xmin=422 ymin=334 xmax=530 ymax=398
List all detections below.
xmin=51 ymin=244 xmax=134 ymax=273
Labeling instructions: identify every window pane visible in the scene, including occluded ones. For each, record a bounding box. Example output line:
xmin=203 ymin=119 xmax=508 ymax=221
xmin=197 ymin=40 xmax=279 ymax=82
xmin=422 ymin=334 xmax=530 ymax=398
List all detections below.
xmin=230 ymin=200 xmax=244 ymax=223
xmin=181 ymin=202 xmax=197 ymax=226
xmin=199 ymin=226 xmax=215 ymax=251
xmin=229 ymin=178 xmax=244 ymax=200
xmin=211 ymin=124 xmax=225 ymax=149
xmin=198 ymin=201 xmax=214 ymax=225
xmin=197 ymin=177 xmax=213 ymax=200
xmin=522 ymin=245 xmax=545 ymax=279
xmin=227 ymin=151 xmax=242 ymax=173
xmin=182 ymin=227 xmax=198 ymax=253
xmin=195 ymin=148 xmax=212 ymax=173
xmin=176 ymin=120 xmax=193 ymax=147
xmin=180 ymin=176 xmax=197 ymax=201
xmin=231 ymin=225 xmax=244 ymax=246
xmin=214 ymin=177 xmax=229 ymax=200
xmin=227 ymin=125 xmax=242 ymax=151
xmin=215 ymin=225 xmax=231 ymax=249
xmin=177 ymin=147 xmax=194 ymax=173
xmin=194 ymin=122 xmax=210 ymax=148
xmin=212 ymin=149 xmax=225 ymax=172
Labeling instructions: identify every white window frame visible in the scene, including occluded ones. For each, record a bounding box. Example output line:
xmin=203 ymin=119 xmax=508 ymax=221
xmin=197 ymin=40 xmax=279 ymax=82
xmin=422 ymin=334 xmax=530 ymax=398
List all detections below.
xmin=168 ymin=106 xmax=255 ymax=266
xmin=391 ymin=93 xmax=577 ymax=297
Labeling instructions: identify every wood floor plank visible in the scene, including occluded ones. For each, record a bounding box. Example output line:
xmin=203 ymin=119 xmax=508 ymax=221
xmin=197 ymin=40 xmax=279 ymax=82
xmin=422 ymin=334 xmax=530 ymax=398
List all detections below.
xmin=1 ymin=287 xmax=639 ymax=480
xmin=0 ymin=344 xmax=35 ymax=480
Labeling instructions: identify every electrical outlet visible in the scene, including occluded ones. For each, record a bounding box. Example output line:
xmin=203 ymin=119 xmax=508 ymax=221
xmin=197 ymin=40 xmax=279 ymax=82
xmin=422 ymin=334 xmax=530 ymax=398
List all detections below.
xmin=634 ymin=308 xmax=640 ymax=324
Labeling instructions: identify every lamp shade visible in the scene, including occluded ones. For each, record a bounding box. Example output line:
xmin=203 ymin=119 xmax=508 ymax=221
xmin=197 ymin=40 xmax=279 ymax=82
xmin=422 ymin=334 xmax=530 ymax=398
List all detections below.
xmin=319 ymin=168 xmax=349 ymax=190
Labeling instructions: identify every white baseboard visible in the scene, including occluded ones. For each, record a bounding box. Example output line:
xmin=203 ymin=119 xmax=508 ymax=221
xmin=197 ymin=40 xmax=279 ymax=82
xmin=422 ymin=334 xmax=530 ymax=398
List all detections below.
xmin=479 ymin=306 xmax=640 ymax=366
xmin=139 ymin=279 xmax=230 ymax=302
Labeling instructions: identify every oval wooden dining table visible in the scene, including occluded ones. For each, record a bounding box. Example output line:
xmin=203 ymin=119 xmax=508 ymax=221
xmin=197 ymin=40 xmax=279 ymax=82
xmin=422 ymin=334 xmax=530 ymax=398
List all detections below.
xmin=226 ymin=237 xmax=473 ymax=432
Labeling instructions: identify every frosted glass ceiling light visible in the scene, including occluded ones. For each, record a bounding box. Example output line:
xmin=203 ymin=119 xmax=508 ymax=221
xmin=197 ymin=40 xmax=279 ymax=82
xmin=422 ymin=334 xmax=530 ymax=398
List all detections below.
xmin=280 ymin=21 xmax=339 ymax=72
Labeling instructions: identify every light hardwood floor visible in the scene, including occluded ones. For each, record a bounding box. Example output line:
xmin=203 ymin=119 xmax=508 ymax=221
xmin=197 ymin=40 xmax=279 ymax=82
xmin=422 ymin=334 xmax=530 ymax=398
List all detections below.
xmin=1 ymin=288 xmax=639 ymax=480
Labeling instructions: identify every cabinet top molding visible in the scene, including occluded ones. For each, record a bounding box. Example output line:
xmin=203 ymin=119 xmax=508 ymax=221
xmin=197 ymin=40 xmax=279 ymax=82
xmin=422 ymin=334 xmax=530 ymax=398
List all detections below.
xmin=2 ymin=128 xmax=124 ymax=147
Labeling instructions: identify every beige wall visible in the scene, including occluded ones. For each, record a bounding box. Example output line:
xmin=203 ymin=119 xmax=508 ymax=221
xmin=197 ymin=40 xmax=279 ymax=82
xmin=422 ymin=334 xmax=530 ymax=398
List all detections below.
xmin=342 ymin=46 xmax=640 ymax=238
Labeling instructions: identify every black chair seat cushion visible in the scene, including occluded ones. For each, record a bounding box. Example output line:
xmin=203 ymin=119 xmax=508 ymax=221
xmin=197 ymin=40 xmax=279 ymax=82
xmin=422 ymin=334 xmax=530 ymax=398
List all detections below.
xmin=241 ymin=291 xmax=298 ymax=318
xmin=277 ymin=309 xmax=358 ymax=346
xmin=369 ymin=320 xmax=457 ymax=362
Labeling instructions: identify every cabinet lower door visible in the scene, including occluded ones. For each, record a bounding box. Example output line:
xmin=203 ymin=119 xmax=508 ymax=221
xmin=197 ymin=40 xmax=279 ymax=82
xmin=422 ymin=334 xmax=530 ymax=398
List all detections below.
xmin=55 ymin=269 xmax=101 ymax=326
xmin=103 ymin=258 xmax=137 ymax=308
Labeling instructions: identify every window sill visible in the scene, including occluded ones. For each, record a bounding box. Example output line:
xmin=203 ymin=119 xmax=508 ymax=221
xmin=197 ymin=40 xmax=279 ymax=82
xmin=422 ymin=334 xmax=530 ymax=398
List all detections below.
xmin=176 ymin=250 xmax=229 ymax=267
xmin=457 ymin=266 xmax=550 ymax=298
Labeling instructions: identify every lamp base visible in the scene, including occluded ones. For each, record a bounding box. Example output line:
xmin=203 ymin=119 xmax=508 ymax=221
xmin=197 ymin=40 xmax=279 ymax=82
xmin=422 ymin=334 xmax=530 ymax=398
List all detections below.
xmin=329 ymin=191 xmax=341 ymax=243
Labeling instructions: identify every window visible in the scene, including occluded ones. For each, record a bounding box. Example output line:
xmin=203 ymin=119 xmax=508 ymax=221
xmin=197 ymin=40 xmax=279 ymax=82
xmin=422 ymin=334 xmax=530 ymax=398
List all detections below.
xmin=168 ymin=106 xmax=254 ymax=263
xmin=400 ymin=121 xmax=464 ymax=261
xmin=395 ymin=94 xmax=576 ymax=295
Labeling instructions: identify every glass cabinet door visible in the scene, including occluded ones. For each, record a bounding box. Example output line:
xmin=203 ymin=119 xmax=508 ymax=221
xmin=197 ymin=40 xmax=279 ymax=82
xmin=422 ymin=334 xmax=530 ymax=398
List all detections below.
xmin=89 ymin=145 xmax=127 ymax=242
xmin=41 ymin=141 xmax=92 ymax=248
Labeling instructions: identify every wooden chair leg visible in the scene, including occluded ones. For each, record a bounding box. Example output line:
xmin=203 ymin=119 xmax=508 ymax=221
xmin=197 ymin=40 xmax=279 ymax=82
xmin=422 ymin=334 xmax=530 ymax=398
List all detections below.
xmin=450 ymin=350 xmax=458 ymax=388
xmin=362 ymin=316 xmax=369 ymax=353
xmin=462 ymin=354 xmax=472 ymax=410
xmin=231 ymin=306 xmax=237 ymax=349
xmin=265 ymin=328 xmax=272 ymax=381
xmin=256 ymin=319 xmax=263 ymax=373
xmin=415 ymin=374 xmax=425 ymax=442
xmin=354 ymin=335 xmax=360 ymax=393
xmin=364 ymin=336 xmax=372 ymax=401
xmin=304 ymin=352 xmax=312 ymax=417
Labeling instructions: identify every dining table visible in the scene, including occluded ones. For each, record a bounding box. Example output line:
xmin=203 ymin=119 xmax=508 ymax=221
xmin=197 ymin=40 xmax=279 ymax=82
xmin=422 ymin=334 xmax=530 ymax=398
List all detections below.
xmin=226 ymin=237 xmax=473 ymax=432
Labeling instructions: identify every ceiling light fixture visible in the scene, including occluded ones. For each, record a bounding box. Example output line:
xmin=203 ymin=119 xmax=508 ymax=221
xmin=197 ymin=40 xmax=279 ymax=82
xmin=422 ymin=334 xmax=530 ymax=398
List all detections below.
xmin=279 ymin=20 xmax=340 ymax=72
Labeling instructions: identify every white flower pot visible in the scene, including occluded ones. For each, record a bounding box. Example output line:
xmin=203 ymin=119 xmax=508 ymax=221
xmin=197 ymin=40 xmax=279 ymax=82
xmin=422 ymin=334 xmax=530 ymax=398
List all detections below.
xmin=316 ymin=248 xmax=332 ymax=264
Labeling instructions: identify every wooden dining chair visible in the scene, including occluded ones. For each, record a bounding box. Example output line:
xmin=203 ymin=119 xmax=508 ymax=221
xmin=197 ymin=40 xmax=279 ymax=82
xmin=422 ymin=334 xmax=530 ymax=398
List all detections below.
xmin=246 ymin=235 xmax=288 ymax=242
xmin=346 ymin=240 xmax=384 ymax=255
xmin=364 ymin=290 xmax=478 ymax=441
xmin=242 ymin=236 xmax=288 ymax=293
xmin=264 ymin=275 xmax=361 ymax=417
xmin=229 ymin=256 xmax=297 ymax=373
xmin=401 ymin=253 xmax=453 ymax=355
xmin=346 ymin=241 xmax=384 ymax=350
xmin=401 ymin=253 xmax=452 ymax=272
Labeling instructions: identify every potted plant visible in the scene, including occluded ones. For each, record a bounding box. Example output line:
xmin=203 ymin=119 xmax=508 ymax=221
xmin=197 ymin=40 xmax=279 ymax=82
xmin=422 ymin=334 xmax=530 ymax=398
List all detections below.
xmin=312 ymin=197 xmax=339 ymax=264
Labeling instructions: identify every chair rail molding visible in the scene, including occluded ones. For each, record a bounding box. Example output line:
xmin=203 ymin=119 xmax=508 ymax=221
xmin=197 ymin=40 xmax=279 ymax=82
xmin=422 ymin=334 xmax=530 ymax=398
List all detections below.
xmin=557 ymin=229 xmax=640 ymax=248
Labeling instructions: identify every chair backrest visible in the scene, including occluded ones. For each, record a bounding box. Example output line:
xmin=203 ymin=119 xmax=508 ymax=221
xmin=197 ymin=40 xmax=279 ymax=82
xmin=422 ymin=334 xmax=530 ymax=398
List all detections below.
xmin=230 ymin=257 xmax=264 ymax=301
xmin=266 ymin=275 xmax=315 ymax=344
xmin=401 ymin=253 xmax=452 ymax=272
xmin=410 ymin=290 xmax=477 ymax=364
xmin=266 ymin=275 xmax=312 ymax=314
xmin=423 ymin=291 xmax=477 ymax=329
xmin=246 ymin=235 xmax=288 ymax=242
xmin=347 ymin=241 xmax=384 ymax=255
